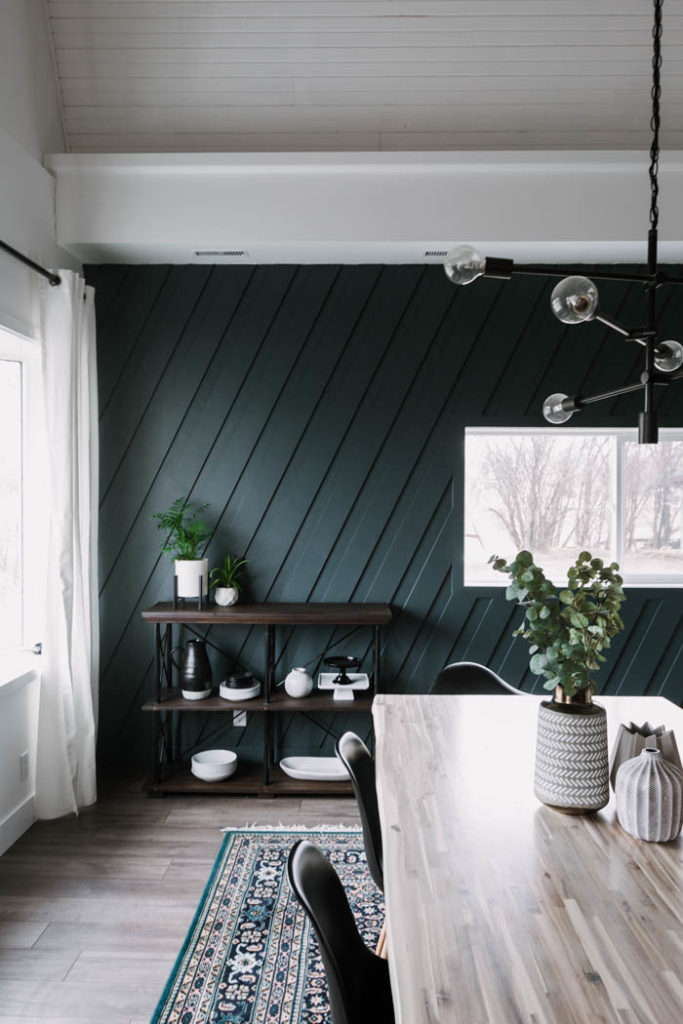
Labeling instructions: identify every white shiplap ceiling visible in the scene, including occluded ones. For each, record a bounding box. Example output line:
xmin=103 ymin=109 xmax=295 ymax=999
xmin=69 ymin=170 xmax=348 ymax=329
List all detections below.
xmin=46 ymin=0 xmax=683 ymax=154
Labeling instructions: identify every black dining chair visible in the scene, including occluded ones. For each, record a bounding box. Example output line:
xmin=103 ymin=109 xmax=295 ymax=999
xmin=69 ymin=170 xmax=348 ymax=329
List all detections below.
xmin=287 ymin=840 xmax=395 ymax=1024
xmin=430 ymin=660 xmax=524 ymax=695
xmin=335 ymin=731 xmax=383 ymax=893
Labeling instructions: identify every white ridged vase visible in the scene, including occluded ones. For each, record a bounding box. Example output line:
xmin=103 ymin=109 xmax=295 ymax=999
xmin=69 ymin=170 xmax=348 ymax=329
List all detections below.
xmin=615 ymin=747 xmax=683 ymax=842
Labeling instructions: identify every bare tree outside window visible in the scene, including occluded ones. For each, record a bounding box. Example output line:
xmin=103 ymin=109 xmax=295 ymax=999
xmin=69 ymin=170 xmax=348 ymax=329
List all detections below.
xmin=465 ymin=430 xmax=683 ymax=586
xmin=622 ymin=440 xmax=683 ymax=577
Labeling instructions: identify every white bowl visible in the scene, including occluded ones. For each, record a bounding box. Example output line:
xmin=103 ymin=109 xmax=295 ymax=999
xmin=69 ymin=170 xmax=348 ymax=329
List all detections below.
xmin=191 ymin=749 xmax=237 ymax=782
xmin=219 ymin=680 xmax=261 ymax=701
xmin=279 ymin=756 xmax=349 ymax=782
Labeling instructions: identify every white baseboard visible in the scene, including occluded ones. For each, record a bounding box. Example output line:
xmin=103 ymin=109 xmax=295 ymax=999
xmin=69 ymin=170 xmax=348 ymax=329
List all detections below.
xmin=0 ymin=795 xmax=35 ymax=856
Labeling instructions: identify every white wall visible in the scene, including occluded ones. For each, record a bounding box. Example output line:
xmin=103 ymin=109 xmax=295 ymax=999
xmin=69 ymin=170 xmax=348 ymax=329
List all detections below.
xmin=0 ymin=1 xmax=70 ymax=851
xmin=0 ymin=0 xmax=75 ymax=339
xmin=0 ymin=0 xmax=63 ymax=161
xmin=0 ymin=667 xmax=39 ymax=856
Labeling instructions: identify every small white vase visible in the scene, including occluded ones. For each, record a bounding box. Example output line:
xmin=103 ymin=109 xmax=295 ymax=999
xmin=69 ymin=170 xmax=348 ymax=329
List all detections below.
xmin=175 ymin=558 xmax=208 ymax=599
xmin=284 ymin=667 xmax=313 ymax=698
xmin=214 ymin=587 xmax=238 ymax=607
xmin=616 ymin=747 xmax=683 ymax=842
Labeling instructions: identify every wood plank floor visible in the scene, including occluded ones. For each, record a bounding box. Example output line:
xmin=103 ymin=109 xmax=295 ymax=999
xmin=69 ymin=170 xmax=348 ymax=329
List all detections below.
xmin=0 ymin=774 xmax=359 ymax=1024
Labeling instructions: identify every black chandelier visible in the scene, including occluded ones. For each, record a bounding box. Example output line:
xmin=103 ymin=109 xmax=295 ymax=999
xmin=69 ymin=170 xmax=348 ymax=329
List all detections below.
xmin=443 ymin=0 xmax=683 ymax=444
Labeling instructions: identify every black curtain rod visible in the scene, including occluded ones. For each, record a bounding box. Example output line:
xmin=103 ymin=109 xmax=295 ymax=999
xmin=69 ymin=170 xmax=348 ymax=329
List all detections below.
xmin=0 ymin=239 xmax=61 ymax=287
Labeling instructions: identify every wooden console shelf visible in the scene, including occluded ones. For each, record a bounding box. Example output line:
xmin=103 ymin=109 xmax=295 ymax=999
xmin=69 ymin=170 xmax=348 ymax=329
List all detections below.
xmin=143 ymin=688 xmax=374 ymax=714
xmin=143 ymin=763 xmax=355 ymax=797
xmin=142 ymin=602 xmax=392 ymax=626
xmin=141 ymin=601 xmax=391 ymax=796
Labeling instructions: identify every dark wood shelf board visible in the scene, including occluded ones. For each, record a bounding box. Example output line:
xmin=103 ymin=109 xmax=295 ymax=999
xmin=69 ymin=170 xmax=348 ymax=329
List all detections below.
xmin=142 ymin=601 xmax=392 ymax=625
xmin=143 ymin=763 xmax=355 ymax=796
xmin=142 ymin=688 xmax=374 ymax=713
xmin=142 ymin=690 xmax=264 ymax=712
xmin=269 ymin=689 xmax=374 ymax=712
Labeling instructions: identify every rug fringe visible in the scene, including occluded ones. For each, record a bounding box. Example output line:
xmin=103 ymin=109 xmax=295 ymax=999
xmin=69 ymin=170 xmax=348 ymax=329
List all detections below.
xmin=220 ymin=823 xmax=361 ymax=833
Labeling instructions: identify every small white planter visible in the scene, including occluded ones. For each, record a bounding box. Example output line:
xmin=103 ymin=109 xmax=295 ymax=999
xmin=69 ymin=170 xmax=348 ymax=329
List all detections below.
xmin=214 ymin=587 xmax=238 ymax=607
xmin=284 ymin=667 xmax=314 ymax=699
xmin=174 ymin=558 xmax=209 ymax=599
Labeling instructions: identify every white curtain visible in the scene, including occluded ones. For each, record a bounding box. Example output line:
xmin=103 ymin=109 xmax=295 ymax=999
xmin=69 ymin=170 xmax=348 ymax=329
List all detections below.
xmin=35 ymin=270 xmax=99 ymax=819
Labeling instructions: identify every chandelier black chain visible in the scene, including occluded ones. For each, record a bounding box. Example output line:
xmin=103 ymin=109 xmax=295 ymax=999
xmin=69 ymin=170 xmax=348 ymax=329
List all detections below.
xmin=442 ymin=0 xmax=683 ymax=444
xmin=649 ymin=0 xmax=663 ymax=233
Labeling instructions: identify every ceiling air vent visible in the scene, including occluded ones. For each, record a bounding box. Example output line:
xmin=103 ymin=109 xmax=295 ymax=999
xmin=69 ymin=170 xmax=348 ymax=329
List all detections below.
xmin=195 ymin=250 xmax=249 ymax=257
xmin=424 ymin=250 xmax=448 ymax=257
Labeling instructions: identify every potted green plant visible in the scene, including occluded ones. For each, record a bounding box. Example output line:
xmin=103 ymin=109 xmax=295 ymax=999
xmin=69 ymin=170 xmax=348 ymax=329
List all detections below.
xmin=209 ymin=554 xmax=248 ymax=607
xmin=490 ymin=549 xmax=626 ymax=814
xmin=152 ymin=498 xmax=210 ymax=599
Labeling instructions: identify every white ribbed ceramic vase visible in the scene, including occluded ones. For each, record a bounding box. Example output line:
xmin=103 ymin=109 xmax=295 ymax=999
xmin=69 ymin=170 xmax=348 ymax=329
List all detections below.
xmin=615 ymin=747 xmax=683 ymax=842
xmin=534 ymin=697 xmax=609 ymax=813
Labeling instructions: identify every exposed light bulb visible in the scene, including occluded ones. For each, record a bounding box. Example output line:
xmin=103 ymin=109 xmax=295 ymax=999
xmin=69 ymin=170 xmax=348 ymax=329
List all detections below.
xmin=550 ymin=276 xmax=599 ymax=325
xmin=542 ymin=393 xmax=575 ymax=425
xmin=654 ymin=339 xmax=683 ymax=373
xmin=443 ymin=245 xmax=486 ymax=286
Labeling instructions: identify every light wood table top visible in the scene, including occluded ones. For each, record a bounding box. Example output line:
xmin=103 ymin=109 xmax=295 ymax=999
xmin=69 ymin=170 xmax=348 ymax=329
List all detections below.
xmin=373 ymin=694 xmax=683 ymax=1024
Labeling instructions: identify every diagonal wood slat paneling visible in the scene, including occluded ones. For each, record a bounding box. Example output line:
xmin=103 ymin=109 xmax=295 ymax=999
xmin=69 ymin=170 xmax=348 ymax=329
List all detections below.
xmin=88 ymin=263 xmax=683 ymax=767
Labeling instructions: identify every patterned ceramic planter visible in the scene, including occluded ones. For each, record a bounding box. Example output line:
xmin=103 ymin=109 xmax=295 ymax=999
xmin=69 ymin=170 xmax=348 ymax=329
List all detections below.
xmin=615 ymin=747 xmax=683 ymax=842
xmin=534 ymin=686 xmax=609 ymax=814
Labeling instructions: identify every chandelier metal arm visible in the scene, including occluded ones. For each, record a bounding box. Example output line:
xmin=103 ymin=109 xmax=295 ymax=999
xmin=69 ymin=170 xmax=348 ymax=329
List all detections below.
xmin=492 ymin=264 xmax=683 ymax=286
xmin=505 ymin=265 xmax=654 ymax=284
xmin=551 ymin=374 xmax=671 ymax=417
xmin=593 ymin=312 xmax=630 ymax=337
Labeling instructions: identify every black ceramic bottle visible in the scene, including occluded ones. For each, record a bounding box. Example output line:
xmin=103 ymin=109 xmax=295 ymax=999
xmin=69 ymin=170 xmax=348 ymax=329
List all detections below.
xmin=177 ymin=639 xmax=213 ymax=700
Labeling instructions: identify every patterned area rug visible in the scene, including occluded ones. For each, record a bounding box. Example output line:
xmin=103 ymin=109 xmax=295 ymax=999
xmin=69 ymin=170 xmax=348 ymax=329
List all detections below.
xmin=151 ymin=827 xmax=384 ymax=1024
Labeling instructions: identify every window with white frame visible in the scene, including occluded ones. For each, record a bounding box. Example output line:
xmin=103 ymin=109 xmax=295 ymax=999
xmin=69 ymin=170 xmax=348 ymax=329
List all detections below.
xmin=0 ymin=327 xmax=44 ymax=648
xmin=465 ymin=428 xmax=683 ymax=587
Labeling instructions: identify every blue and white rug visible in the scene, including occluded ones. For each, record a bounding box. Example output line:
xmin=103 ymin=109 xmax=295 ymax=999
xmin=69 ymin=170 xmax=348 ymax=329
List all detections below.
xmin=150 ymin=827 xmax=384 ymax=1024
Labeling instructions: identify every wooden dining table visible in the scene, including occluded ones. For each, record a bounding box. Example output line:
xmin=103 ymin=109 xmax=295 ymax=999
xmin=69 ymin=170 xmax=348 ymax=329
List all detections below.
xmin=372 ymin=693 xmax=683 ymax=1024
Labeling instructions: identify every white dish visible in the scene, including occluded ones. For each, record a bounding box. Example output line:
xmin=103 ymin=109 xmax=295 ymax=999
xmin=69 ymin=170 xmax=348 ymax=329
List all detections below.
xmin=182 ymin=688 xmax=212 ymax=701
xmin=219 ymin=681 xmax=261 ymax=701
xmin=317 ymin=672 xmax=370 ymax=691
xmin=279 ymin=756 xmax=350 ymax=782
xmin=191 ymin=749 xmax=237 ymax=781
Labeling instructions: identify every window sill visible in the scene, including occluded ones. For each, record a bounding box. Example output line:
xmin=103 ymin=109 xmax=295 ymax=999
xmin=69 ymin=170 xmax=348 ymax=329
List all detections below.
xmin=0 ymin=652 xmax=41 ymax=695
xmin=465 ymin=580 xmax=683 ymax=589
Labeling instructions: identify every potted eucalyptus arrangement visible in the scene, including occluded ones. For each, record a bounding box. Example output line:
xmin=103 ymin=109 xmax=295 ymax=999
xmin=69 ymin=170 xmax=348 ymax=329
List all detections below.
xmin=152 ymin=497 xmax=210 ymax=599
xmin=210 ymin=554 xmax=248 ymax=607
xmin=490 ymin=549 xmax=626 ymax=814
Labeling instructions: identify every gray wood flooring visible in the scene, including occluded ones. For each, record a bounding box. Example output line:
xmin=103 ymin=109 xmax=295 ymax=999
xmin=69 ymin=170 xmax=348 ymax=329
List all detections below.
xmin=0 ymin=775 xmax=359 ymax=1024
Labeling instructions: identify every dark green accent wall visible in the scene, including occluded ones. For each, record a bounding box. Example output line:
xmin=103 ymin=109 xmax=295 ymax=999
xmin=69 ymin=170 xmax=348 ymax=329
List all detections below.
xmin=87 ymin=264 xmax=683 ymax=767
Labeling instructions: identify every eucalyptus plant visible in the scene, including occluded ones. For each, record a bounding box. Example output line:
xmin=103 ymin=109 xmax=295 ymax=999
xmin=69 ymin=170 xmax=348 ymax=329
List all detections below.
xmin=489 ymin=550 xmax=626 ymax=697
xmin=152 ymin=498 xmax=210 ymax=561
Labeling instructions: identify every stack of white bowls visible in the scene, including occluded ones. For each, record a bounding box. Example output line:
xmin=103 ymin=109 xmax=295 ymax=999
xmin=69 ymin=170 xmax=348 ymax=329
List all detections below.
xmin=190 ymin=749 xmax=237 ymax=781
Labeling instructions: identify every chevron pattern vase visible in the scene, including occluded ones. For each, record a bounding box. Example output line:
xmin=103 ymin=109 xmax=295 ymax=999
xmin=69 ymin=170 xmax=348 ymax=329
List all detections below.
xmin=534 ymin=701 xmax=609 ymax=813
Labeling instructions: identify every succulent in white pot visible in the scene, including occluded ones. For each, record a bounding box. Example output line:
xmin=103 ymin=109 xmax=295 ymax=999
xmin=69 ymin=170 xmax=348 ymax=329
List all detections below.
xmin=152 ymin=497 xmax=210 ymax=599
xmin=210 ymin=554 xmax=248 ymax=607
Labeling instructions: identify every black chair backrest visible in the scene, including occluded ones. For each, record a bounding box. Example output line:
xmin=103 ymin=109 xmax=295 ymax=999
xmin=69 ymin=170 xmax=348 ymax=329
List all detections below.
xmin=335 ymin=731 xmax=383 ymax=892
xmin=431 ymin=661 xmax=524 ymax=695
xmin=287 ymin=840 xmax=395 ymax=1024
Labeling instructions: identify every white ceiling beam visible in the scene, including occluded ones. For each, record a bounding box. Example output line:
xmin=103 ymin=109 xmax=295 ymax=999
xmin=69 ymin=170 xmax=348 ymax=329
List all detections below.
xmin=46 ymin=151 xmax=683 ymax=265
